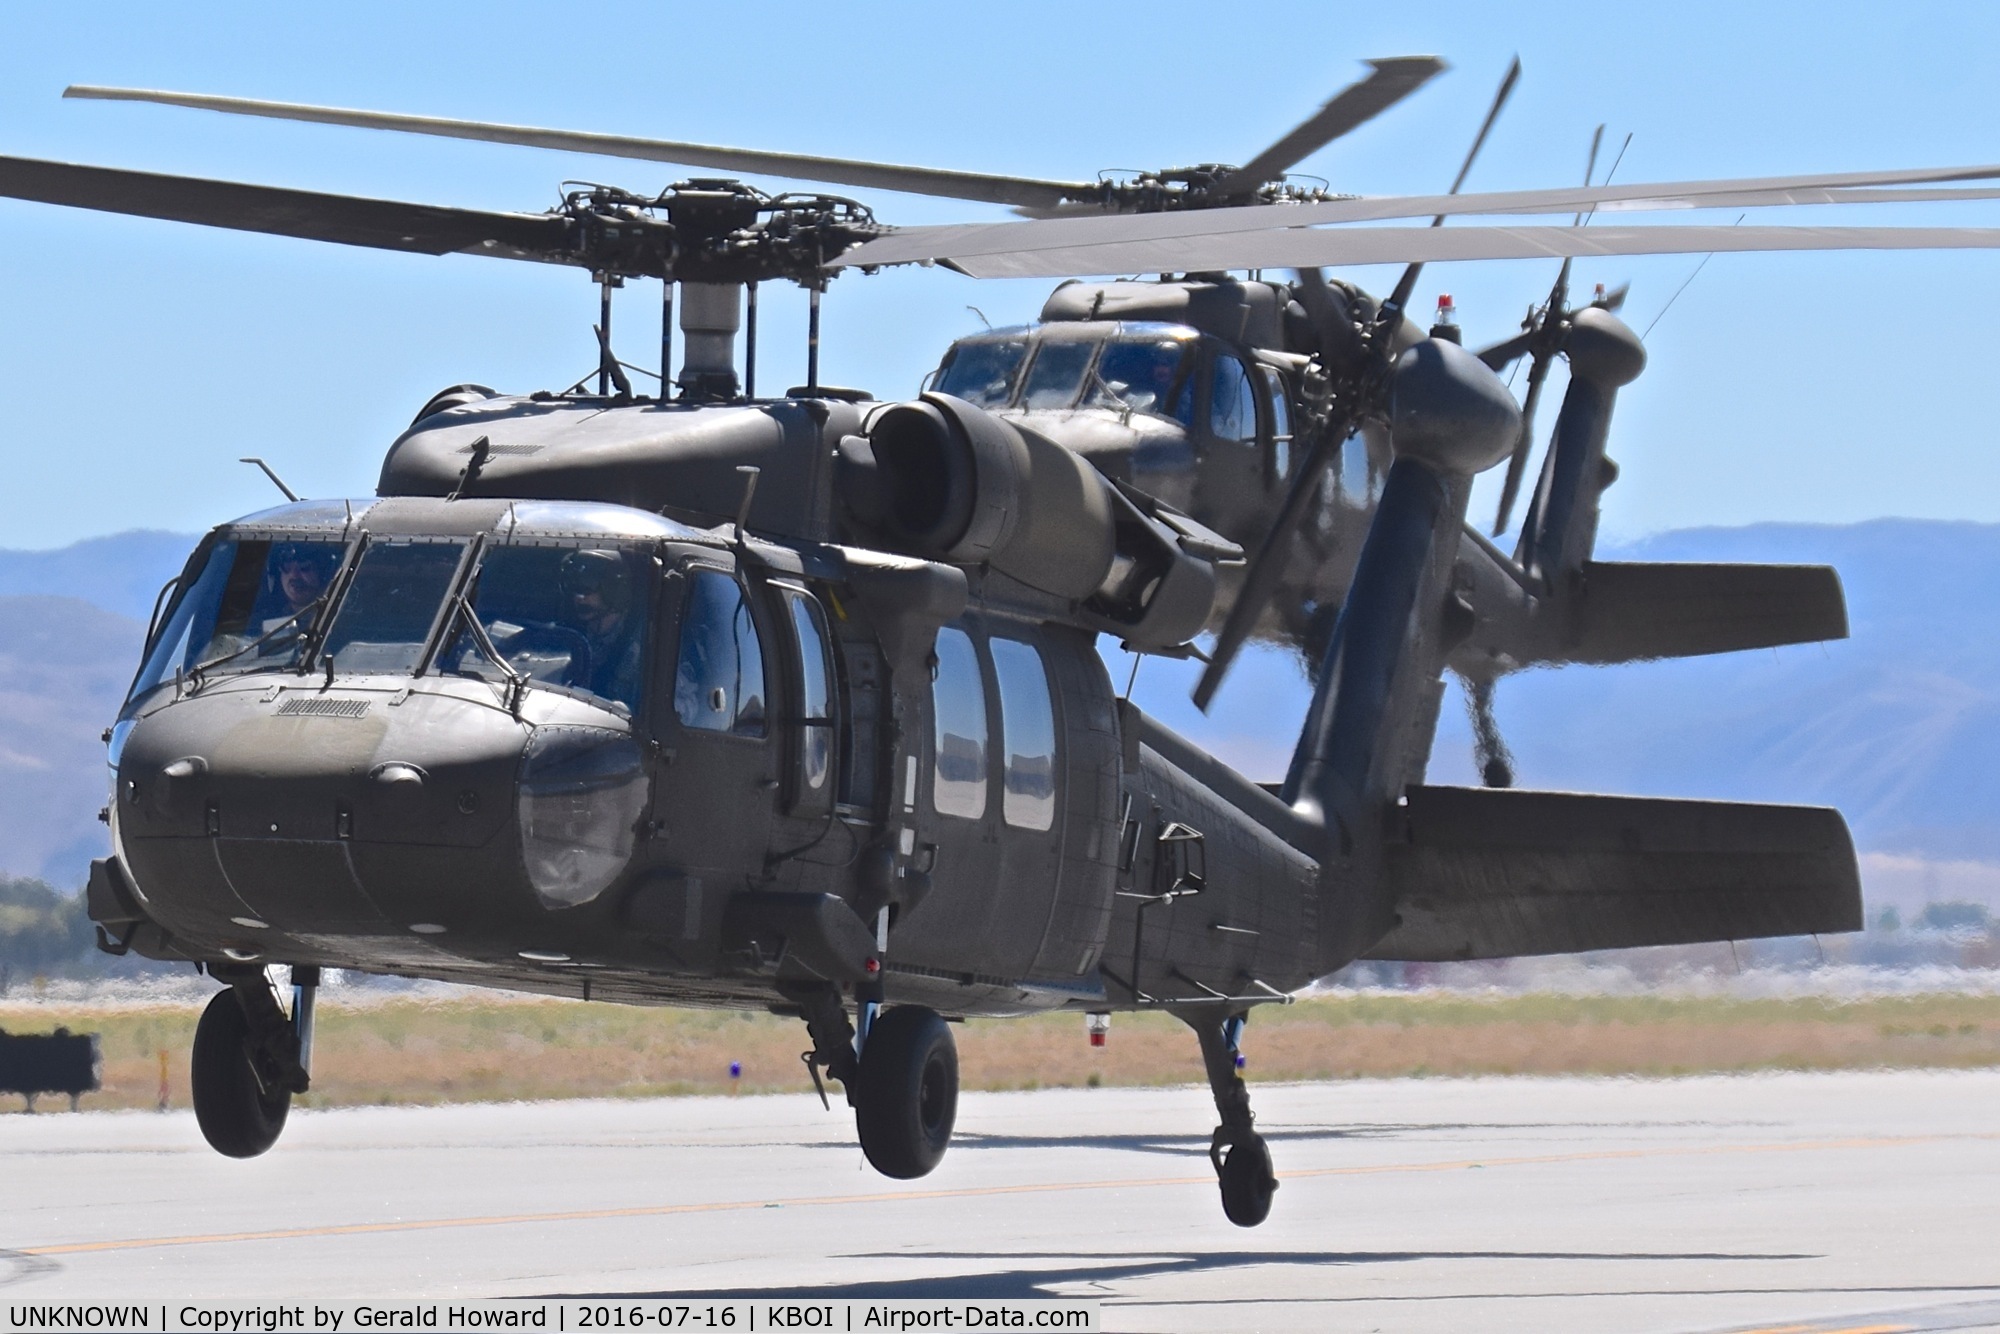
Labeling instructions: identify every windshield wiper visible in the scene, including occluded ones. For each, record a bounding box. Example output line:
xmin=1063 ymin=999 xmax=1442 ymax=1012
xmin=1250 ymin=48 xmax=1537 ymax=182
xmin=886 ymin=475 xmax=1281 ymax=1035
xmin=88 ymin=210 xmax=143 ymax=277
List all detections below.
xmin=442 ymin=590 xmax=528 ymax=718
xmin=297 ymin=532 xmax=370 ymax=675
xmin=421 ymin=535 xmax=525 ymax=717
xmin=185 ymin=599 xmax=326 ymax=690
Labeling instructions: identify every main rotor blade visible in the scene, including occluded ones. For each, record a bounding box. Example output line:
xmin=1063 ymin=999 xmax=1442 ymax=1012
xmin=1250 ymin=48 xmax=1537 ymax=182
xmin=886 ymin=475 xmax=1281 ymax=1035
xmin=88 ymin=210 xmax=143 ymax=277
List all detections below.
xmin=0 ymin=154 xmax=570 ymax=261
xmin=838 ymin=168 xmax=2000 ymax=268
xmin=840 ymin=222 xmax=2000 ymax=279
xmin=64 ymin=85 xmax=1094 ymax=211
xmin=1207 ymin=56 xmax=1446 ymax=198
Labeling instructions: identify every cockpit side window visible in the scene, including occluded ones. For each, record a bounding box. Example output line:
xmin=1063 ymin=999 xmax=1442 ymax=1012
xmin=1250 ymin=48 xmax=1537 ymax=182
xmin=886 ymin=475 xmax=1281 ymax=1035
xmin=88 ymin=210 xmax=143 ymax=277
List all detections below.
xmin=936 ymin=339 xmax=1029 ymax=408
xmin=1019 ymin=341 xmax=1097 ymax=410
xmin=1257 ymin=364 xmax=1292 ymax=485
xmin=438 ymin=544 xmax=653 ymax=713
xmin=1336 ymin=429 xmax=1374 ymax=507
xmin=124 ymin=538 xmax=234 ymax=710
xmin=674 ymin=569 xmax=768 ymax=737
xmin=1208 ymin=352 xmax=1257 ymax=444
xmin=774 ymin=583 xmax=836 ymax=814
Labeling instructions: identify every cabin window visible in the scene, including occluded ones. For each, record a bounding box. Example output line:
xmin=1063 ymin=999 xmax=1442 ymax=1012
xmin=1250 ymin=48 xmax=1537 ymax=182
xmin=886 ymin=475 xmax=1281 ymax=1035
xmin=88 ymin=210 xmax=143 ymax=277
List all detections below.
xmin=438 ymin=545 xmax=652 ymax=713
xmin=931 ymin=626 xmax=988 ymax=819
xmin=936 ymin=338 xmax=1029 ymax=408
xmin=775 ymin=583 xmax=836 ymax=810
xmin=990 ymin=637 xmax=1058 ymax=832
xmin=1208 ymin=352 xmax=1257 ymax=444
xmin=319 ymin=540 xmax=468 ymax=676
xmin=674 ymin=569 xmax=768 ymax=737
xmin=1088 ymin=335 xmax=1195 ymax=426
xmin=1019 ymin=340 xmax=1097 ymax=410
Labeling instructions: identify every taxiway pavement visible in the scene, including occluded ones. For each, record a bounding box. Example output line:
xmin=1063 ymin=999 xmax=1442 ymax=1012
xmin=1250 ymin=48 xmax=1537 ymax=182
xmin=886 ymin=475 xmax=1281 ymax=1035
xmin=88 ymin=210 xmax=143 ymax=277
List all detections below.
xmin=5 ymin=1070 xmax=1999 ymax=1332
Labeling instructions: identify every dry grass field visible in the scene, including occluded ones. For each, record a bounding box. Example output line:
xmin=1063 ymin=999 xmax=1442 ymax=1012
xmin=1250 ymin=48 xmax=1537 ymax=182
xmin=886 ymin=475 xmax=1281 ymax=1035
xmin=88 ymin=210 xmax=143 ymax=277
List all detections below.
xmin=6 ymin=990 xmax=2000 ymax=1112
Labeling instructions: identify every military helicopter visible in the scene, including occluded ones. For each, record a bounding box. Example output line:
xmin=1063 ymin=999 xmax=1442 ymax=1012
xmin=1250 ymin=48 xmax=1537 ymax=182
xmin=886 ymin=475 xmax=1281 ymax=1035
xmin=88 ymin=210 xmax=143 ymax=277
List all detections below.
xmin=11 ymin=64 xmax=2000 ymax=1228
xmin=64 ymin=60 xmax=2000 ymax=761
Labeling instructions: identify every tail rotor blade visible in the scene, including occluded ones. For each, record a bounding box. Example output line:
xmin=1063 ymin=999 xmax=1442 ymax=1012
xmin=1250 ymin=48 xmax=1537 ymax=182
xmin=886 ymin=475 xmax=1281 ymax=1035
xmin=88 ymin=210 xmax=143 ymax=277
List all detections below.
xmin=1209 ymin=56 xmax=1446 ymax=198
xmin=1388 ymin=54 xmax=1522 ymax=313
xmin=1193 ymin=421 xmax=1351 ymax=711
xmin=1202 ymin=60 xmax=1519 ymax=708
xmin=1475 ymin=326 xmax=1536 ymax=372
xmin=1444 ymin=56 xmax=1523 ymax=200
xmin=1575 ymin=124 xmax=1606 ymax=221
xmin=1491 ymin=352 xmax=1551 ymax=535
xmin=1492 ymin=256 xmax=1573 ymax=535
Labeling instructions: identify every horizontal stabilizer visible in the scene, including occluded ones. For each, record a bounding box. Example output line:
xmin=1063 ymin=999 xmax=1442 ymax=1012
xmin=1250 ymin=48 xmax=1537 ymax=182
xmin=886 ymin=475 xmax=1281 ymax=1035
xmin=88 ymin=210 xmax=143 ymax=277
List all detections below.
xmin=1366 ymin=785 xmax=1861 ymax=961
xmin=1557 ymin=560 xmax=1846 ymax=665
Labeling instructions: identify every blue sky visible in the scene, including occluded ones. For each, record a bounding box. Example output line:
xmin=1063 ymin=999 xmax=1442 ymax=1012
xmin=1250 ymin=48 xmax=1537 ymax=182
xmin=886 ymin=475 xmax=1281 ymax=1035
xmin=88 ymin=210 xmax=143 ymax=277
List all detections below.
xmin=2 ymin=1 xmax=1999 ymax=548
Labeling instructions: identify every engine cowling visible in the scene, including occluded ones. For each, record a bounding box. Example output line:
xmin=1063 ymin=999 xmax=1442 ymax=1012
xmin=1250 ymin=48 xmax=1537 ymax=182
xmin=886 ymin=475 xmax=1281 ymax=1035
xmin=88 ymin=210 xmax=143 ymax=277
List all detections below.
xmin=836 ymin=392 xmax=1220 ymax=648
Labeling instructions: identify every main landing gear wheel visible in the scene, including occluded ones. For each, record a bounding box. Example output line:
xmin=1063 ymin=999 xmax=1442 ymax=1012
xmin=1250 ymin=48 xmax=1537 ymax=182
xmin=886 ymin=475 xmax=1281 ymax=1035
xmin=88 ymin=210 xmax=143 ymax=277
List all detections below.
xmin=854 ymin=1005 xmax=958 ymax=1179
xmin=1184 ymin=1009 xmax=1279 ymax=1226
xmin=1216 ymin=1132 xmax=1277 ymax=1227
xmin=191 ymin=989 xmax=291 ymax=1159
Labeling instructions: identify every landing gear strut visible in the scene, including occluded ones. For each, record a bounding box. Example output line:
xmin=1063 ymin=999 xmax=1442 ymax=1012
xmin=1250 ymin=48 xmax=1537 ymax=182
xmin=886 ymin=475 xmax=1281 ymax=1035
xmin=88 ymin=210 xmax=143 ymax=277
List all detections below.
xmin=1184 ymin=1009 xmax=1277 ymax=1227
xmin=790 ymin=984 xmax=958 ymax=1180
xmin=191 ymin=965 xmax=315 ymax=1159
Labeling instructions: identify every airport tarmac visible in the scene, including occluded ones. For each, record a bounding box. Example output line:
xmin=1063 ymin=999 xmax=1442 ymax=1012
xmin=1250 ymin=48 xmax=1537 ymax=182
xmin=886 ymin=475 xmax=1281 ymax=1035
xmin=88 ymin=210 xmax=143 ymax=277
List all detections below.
xmin=4 ymin=1069 xmax=1998 ymax=1333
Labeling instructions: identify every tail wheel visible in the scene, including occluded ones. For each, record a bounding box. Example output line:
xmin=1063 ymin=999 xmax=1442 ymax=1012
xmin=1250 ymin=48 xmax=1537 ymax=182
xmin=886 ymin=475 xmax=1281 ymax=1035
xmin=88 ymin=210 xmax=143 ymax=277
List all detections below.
xmin=191 ymin=989 xmax=290 ymax=1159
xmin=1218 ymin=1133 xmax=1277 ymax=1227
xmin=854 ymin=1006 xmax=958 ymax=1179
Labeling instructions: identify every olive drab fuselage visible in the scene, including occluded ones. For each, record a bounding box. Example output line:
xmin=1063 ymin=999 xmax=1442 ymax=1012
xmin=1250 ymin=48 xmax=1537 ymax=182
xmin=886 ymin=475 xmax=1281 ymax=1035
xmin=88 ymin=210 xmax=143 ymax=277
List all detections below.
xmin=94 ymin=380 xmax=1330 ymax=1020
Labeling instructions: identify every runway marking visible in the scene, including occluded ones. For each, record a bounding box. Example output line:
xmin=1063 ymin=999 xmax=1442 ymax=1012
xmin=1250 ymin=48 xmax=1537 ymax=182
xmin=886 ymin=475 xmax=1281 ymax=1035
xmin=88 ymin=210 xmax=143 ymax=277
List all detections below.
xmin=16 ymin=1131 xmax=1992 ymax=1259
xmin=1732 ymin=1326 xmax=1912 ymax=1334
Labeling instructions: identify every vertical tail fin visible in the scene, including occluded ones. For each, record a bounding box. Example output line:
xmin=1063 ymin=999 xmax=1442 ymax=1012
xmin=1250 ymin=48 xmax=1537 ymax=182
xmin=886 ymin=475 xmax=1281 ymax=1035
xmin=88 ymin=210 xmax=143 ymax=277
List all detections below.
xmin=1283 ymin=459 xmax=1446 ymax=839
xmin=1516 ymin=307 xmax=1647 ymax=584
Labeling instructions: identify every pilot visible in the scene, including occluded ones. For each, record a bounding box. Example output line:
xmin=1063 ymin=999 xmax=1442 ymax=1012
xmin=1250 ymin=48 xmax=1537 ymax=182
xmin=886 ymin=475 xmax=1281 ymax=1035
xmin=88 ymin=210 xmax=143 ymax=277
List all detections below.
xmin=558 ymin=549 xmax=643 ymax=708
xmin=270 ymin=543 xmax=335 ymax=617
xmin=1125 ymin=342 xmax=1191 ymax=426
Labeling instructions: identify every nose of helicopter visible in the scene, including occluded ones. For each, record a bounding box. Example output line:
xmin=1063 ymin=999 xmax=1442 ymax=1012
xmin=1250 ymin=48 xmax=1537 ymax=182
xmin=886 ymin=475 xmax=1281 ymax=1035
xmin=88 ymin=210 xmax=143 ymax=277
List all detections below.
xmin=111 ymin=680 xmax=644 ymax=955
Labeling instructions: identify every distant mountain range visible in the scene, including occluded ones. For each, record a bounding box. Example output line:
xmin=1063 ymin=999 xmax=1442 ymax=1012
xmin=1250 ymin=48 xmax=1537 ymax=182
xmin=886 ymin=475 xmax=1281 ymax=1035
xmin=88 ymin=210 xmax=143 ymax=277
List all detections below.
xmin=2 ymin=521 xmax=1994 ymax=915
xmin=1439 ymin=521 xmax=2000 ymax=860
xmin=0 ymin=530 xmax=196 ymax=624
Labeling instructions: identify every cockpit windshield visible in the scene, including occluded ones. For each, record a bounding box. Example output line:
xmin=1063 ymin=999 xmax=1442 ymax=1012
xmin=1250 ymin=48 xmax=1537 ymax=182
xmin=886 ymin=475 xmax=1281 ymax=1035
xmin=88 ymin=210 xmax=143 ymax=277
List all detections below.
xmin=436 ymin=545 xmax=652 ymax=714
xmin=317 ymin=540 xmax=468 ymax=675
xmin=935 ymin=338 xmax=1028 ymax=408
xmin=126 ymin=537 xmax=346 ymax=699
xmin=1086 ymin=334 xmax=1194 ymax=424
xmin=125 ymin=529 xmax=656 ymax=718
xmin=935 ymin=327 xmax=1196 ymax=423
xmin=1018 ymin=341 xmax=1096 ymax=410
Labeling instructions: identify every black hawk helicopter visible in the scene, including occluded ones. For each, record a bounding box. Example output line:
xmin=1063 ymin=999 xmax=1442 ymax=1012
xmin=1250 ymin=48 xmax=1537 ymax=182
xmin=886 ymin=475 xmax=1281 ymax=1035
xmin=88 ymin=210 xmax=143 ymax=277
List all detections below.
xmin=15 ymin=61 xmax=2000 ymax=1226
